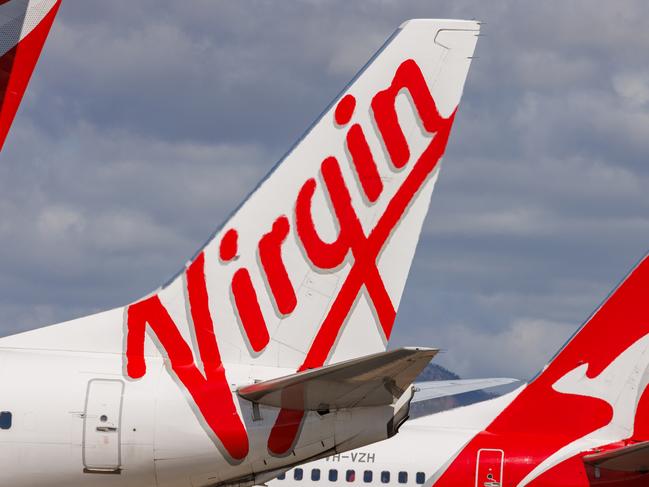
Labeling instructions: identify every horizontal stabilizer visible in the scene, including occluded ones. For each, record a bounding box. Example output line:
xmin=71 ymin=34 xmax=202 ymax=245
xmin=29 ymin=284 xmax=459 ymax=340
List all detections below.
xmin=583 ymin=441 xmax=649 ymax=473
xmin=411 ymin=378 xmax=519 ymax=403
xmin=238 ymin=347 xmax=437 ymax=410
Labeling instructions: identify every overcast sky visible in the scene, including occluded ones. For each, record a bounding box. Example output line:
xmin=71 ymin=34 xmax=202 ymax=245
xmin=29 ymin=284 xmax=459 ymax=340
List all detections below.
xmin=1 ymin=1 xmax=648 ymax=380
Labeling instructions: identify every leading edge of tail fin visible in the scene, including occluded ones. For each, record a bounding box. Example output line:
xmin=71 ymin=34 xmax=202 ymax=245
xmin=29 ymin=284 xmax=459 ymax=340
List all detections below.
xmin=0 ymin=0 xmax=61 ymax=152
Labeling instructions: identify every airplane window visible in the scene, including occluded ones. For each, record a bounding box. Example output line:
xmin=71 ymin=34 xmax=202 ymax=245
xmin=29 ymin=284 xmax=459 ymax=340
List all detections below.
xmin=329 ymin=469 xmax=338 ymax=482
xmin=295 ymin=469 xmax=304 ymax=481
xmin=398 ymin=472 xmax=407 ymax=484
xmin=278 ymin=473 xmax=286 ymax=480
xmin=346 ymin=470 xmax=355 ymax=482
xmin=416 ymin=473 xmax=425 ymax=484
xmin=363 ymin=471 xmax=373 ymax=483
xmin=312 ymin=469 xmax=321 ymax=481
xmin=381 ymin=471 xmax=390 ymax=484
xmin=0 ymin=411 xmax=11 ymax=430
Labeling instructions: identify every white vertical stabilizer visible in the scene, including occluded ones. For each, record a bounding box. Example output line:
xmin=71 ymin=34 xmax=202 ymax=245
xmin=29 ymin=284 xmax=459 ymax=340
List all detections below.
xmin=0 ymin=20 xmax=480 ymax=375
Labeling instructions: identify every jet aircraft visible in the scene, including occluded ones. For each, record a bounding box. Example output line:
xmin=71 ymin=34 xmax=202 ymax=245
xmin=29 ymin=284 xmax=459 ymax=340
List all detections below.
xmin=0 ymin=4 xmax=492 ymax=486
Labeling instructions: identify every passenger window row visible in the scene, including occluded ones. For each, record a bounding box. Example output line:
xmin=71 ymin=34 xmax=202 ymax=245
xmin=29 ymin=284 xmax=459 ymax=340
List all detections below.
xmin=277 ymin=469 xmax=426 ymax=484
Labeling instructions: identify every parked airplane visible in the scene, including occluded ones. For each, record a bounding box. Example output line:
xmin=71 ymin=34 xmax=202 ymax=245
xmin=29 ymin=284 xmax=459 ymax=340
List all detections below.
xmin=0 ymin=0 xmax=61 ymax=150
xmin=272 ymin=254 xmax=649 ymax=487
xmin=0 ymin=11 xmax=490 ymax=487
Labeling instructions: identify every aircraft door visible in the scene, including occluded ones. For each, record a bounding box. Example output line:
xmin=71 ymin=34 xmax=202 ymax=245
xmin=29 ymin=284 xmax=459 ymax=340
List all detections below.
xmin=476 ymin=449 xmax=503 ymax=487
xmin=83 ymin=379 xmax=124 ymax=473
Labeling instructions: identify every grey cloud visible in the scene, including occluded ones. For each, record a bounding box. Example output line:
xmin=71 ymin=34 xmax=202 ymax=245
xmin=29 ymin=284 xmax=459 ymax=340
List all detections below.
xmin=1 ymin=0 xmax=648 ymax=380
xmin=0 ymin=120 xmax=265 ymax=330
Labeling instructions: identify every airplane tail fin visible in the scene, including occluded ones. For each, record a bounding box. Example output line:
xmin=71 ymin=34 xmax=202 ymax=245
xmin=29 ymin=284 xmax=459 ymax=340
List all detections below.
xmin=502 ymin=254 xmax=649 ymax=440
xmin=0 ymin=0 xmax=61 ymax=151
xmin=124 ymin=20 xmax=479 ymax=458
xmin=545 ymin=254 xmax=649 ymax=444
xmin=430 ymin=252 xmax=649 ymax=485
xmin=464 ymin=254 xmax=649 ymax=485
xmin=1 ymin=19 xmax=480 ymax=373
xmin=123 ymin=19 xmax=480 ymax=374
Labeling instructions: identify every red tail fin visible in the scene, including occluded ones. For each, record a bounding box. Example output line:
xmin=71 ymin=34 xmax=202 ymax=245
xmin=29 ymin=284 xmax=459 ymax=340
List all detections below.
xmin=433 ymin=254 xmax=649 ymax=487
xmin=0 ymin=0 xmax=61 ymax=151
xmin=492 ymin=254 xmax=649 ymax=438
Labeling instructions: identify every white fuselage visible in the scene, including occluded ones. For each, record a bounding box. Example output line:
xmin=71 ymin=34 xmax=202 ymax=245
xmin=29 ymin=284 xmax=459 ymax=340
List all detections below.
xmin=0 ymin=341 xmax=401 ymax=487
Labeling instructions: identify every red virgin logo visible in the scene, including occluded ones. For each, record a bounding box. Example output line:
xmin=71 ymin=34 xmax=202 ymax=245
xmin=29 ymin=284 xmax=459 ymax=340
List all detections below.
xmin=124 ymin=59 xmax=457 ymax=461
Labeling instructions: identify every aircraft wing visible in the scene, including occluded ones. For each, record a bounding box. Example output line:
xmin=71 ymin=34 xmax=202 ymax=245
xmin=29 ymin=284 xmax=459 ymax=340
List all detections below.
xmin=238 ymin=347 xmax=438 ymax=410
xmin=583 ymin=441 xmax=649 ymax=474
xmin=411 ymin=378 xmax=519 ymax=403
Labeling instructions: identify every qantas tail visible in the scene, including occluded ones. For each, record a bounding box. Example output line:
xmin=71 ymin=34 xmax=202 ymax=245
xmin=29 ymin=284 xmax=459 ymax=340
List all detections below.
xmin=466 ymin=254 xmax=649 ymax=485
xmin=495 ymin=254 xmax=649 ymax=435
xmin=0 ymin=0 xmax=61 ymax=151
xmin=542 ymin=254 xmax=649 ymax=444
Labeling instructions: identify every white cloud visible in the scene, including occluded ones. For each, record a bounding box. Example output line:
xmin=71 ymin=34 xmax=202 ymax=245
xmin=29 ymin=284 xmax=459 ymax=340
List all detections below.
xmin=37 ymin=206 xmax=85 ymax=239
xmin=613 ymin=71 xmax=649 ymax=106
xmin=431 ymin=318 xmax=576 ymax=380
